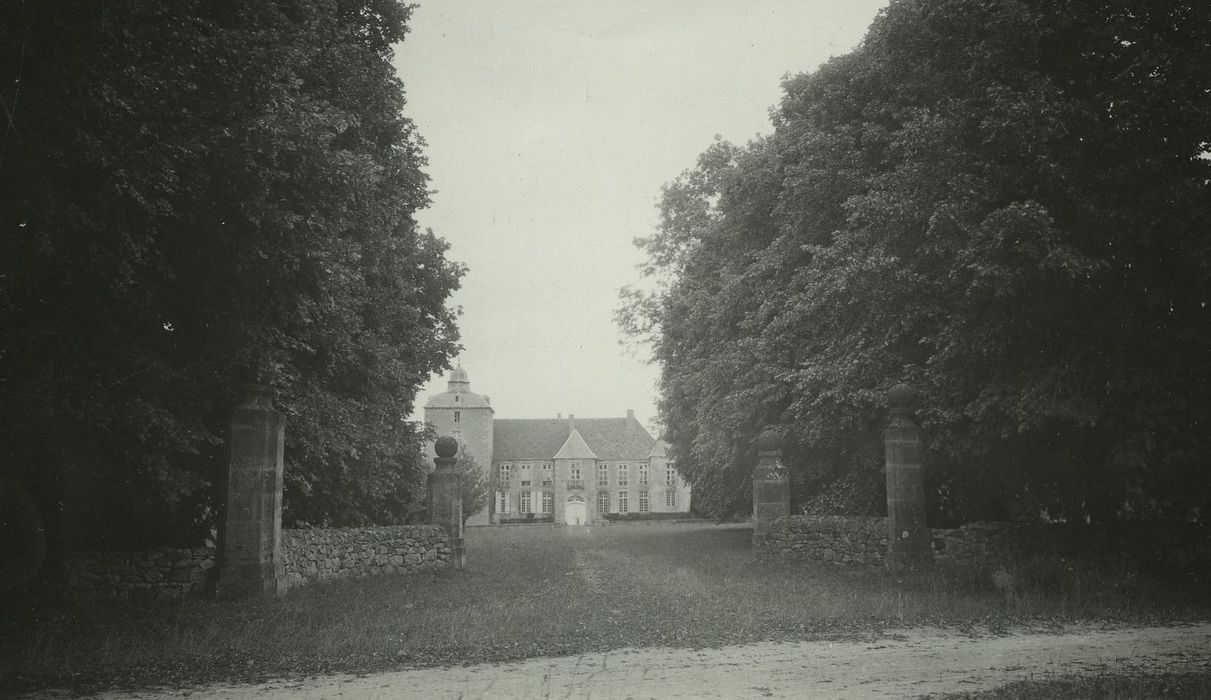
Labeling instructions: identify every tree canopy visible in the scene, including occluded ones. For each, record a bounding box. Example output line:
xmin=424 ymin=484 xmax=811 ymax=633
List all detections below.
xmin=621 ymin=0 xmax=1211 ymax=524
xmin=0 ymin=0 xmax=462 ymax=549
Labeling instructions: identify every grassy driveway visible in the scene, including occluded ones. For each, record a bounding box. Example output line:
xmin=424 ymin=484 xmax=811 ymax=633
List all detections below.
xmin=481 ymin=522 xmax=912 ymax=649
xmin=4 ymin=522 xmax=1209 ymax=694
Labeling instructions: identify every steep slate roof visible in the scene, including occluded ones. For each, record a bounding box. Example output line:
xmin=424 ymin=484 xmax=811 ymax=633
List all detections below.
xmin=492 ymin=419 xmax=570 ymax=461
xmin=493 ymin=416 xmax=655 ymax=462
xmin=575 ymin=417 xmax=656 ymax=460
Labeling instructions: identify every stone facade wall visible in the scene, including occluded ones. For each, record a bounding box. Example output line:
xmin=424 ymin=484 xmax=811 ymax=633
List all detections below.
xmin=755 ymin=516 xmax=888 ymax=567
xmin=494 ymin=460 xmax=693 ymax=527
xmin=756 ymin=516 xmax=1211 ymax=570
xmin=64 ymin=547 xmax=216 ymax=600
xmin=281 ymin=525 xmax=449 ymax=586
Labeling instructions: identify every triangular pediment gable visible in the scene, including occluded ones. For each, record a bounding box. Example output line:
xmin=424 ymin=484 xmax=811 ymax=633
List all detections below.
xmin=554 ymin=429 xmax=598 ymax=459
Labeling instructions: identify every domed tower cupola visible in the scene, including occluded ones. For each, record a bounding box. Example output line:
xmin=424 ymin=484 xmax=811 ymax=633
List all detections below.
xmin=425 ymin=365 xmax=490 ymax=410
xmin=448 ymin=365 xmax=471 ymax=393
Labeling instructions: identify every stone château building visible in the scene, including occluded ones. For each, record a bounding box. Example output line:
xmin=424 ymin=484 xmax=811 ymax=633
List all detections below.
xmin=424 ymin=367 xmax=692 ymax=525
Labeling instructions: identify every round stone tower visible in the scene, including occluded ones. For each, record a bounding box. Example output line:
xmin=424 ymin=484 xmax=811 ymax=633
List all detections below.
xmin=423 ymin=365 xmax=494 ymax=526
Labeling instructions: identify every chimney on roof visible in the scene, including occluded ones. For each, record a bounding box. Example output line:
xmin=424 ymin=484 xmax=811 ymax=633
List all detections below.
xmin=568 ymin=413 xmax=576 ymax=432
xmin=557 ymin=412 xmax=562 ymax=419
xmin=626 ymin=408 xmax=634 ymax=420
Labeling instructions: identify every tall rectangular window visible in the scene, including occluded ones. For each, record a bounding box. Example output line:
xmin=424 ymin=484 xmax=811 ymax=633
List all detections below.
xmin=597 ymin=491 xmax=610 ymax=514
xmin=499 ymin=463 xmax=511 ymax=487
xmin=542 ymin=491 xmax=553 ymax=514
xmin=570 ymin=461 xmax=581 ymax=481
xmin=541 ymin=463 xmax=553 ymax=486
xmin=666 ymin=488 xmax=676 ymax=508
xmin=666 ymin=466 xmax=676 ymax=485
xmin=497 ymin=491 xmax=511 ymax=514
xmin=639 ymin=491 xmax=649 ymax=513
xmin=639 ymin=464 xmax=648 ymax=486
xmin=453 ymin=410 xmax=460 ymax=423
xmin=618 ymin=491 xmax=628 ymax=514
xmin=618 ymin=464 xmax=628 ymax=486
xmin=520 ymin=463 xmax=532 ymax=486
xmin=520 ymin=491 xmax=531 ymax=513
xmin=598 ymin=463 xmax=609 ymax=487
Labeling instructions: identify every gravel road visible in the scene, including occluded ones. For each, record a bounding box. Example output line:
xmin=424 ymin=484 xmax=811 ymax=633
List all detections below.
xmin=104 ymin=622 xmax=1211 ymax=699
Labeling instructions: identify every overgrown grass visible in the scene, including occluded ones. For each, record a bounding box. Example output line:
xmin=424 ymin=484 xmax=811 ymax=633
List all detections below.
xmin=3 ymin=522 xmax=1209 ymax=694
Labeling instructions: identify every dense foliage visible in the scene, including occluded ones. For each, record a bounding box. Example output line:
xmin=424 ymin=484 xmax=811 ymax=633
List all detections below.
xmin=0 ymin=0 xmax=461 ymax=549
xmin=621 ymin=0 xmax=1211 ymax=524
xmin=458 ymin=449 xmax=489 ymax=526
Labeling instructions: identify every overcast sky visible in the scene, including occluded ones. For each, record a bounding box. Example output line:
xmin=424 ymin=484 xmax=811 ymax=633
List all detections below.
xmin=395 ymin=1 xmax=888 ymax=431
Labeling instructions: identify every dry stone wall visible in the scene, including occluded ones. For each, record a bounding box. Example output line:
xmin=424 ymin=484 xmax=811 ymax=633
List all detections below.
xmin=281 ymin=525 xmax=449 ymax=586
xmin=756 ymin=516 xmax=888 ymax=566
xmin=59 ymin=525 xmax=450 ymax=600
xmin=930 ymin=522 xmax=1042 ymax=566
xmin=932 ymin=521 xmax=1211 ymax=569
xmin=64 ymin=547 xmax=216 ymax=600
xmin=756 ymin=516 xmax=1211 ymax=571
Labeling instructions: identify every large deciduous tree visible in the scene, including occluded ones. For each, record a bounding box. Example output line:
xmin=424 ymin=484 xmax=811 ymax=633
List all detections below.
xmin=0 ymin=0 xmax=461 ymax=551
xmin=621 ymin=0 xmax=1211 ymax=524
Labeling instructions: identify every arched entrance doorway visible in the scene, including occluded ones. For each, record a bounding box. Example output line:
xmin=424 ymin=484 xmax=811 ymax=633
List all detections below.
xmin=565 ymin=494 xmax=587 ymax=525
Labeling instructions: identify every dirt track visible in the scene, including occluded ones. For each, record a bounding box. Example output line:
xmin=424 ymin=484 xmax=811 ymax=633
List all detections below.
xmin=112 ymin=622 xmax=1211 ymax=699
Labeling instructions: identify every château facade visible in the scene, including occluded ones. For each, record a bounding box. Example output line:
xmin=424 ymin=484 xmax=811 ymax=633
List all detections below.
xmin=423 ymin=367 xmax=692 ymax=525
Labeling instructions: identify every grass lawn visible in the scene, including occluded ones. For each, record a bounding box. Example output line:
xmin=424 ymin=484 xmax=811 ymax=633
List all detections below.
xmin=3 ymin=522 xmax=1210 ymax=694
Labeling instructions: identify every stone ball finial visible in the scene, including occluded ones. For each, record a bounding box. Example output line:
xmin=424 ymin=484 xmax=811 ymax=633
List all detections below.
xmin=756 ymin=425 xmax=783 ymax=453
xmin=888 ymin=383 xmax=916 ymax=413
xmin=434 ymin=436 xmax=459 ymax=459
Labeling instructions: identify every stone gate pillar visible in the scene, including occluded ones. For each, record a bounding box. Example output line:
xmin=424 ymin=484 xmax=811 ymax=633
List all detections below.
xmin=216 ymin=384 xmax=287 ymax=599
xmin=884 ymin=383 xmax=931 ymax=570
xmin=751 ymin=426 xmax=789 ymax=542
xmin=428 ymin=436 xmax=466 ymax=569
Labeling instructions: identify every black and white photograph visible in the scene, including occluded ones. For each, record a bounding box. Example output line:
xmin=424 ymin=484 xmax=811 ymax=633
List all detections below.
xmin=2 ymin=1 xmax=1210 ymax=697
